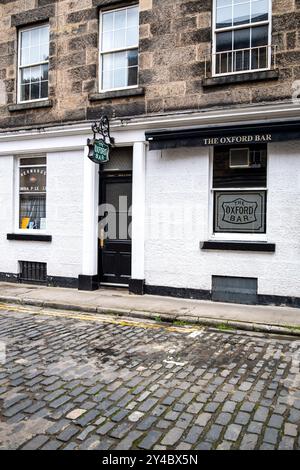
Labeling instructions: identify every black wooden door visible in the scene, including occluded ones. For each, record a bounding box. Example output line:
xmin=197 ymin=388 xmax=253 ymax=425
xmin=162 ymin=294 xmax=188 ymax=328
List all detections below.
xmin=99 ymin=174 xmax=132 ymax=285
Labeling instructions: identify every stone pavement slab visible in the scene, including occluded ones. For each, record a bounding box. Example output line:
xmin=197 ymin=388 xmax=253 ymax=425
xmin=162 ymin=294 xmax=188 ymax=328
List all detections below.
xmin=0 ymin=282 xmax=300 ymax=335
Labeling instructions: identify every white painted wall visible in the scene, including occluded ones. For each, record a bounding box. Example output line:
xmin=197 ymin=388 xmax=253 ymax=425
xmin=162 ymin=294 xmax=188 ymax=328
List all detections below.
xmin=0 ymin=150 xmax=84 ymax=279
xmin=145 ymin=141 xmax=300 ymax=297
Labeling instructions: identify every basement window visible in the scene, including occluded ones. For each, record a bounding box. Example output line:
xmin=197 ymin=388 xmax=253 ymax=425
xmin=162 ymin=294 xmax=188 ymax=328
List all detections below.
xmin=19 ymin=261 xmax=47 ymax=284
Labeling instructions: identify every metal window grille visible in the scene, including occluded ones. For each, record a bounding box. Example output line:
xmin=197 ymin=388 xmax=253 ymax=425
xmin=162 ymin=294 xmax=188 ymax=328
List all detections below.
xmin=19 ymin=261 xmax=47 ymax=284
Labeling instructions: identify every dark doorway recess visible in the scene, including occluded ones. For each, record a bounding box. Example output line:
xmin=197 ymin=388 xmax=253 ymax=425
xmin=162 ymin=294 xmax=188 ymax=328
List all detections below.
xmin=98 ymin=147 xmax=133 ymax=286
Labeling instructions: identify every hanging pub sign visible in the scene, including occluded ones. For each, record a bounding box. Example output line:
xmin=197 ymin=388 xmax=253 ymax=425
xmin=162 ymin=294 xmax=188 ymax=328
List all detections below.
xmin=87 ymin=115 xmax=114 ymax=164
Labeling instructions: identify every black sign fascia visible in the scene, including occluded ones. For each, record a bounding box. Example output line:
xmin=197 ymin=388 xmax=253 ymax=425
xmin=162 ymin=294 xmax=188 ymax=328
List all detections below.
xmin=145 ymin=120 xmax=300 ymax=150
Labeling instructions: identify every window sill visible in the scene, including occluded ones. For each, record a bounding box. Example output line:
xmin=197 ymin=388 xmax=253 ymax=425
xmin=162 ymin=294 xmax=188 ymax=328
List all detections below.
xmin=202 ymin=70 xmax=279 ymax=88
xmin=89 ymin=87 xmax=145 ymax=101
xmin=7 ymin=233 xmax=52 ymax=242
xmin=8 ymin=99 xmax=53 ymax=112
xmin=200 ymin=241 xmax=275 ymax=252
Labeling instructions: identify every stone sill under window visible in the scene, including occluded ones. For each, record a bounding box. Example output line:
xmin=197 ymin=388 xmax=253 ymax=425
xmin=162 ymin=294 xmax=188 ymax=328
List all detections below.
xmin=200 ymin=241 xmax=276 ymax=252
xmin=7 ymin=234 xmax=52 ymax=242
xmin=89 ymin=87 xmax=145 ymax=101
xmin=202 ymin=70 xmax=279 ymax=88
xmin=8 ymin=99 xmax=53 ymax=112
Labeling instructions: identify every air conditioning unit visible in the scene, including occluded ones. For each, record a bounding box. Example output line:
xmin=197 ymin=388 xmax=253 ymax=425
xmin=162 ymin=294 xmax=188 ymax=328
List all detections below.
xmin=229 ymin=148 xmax=250 ymax=168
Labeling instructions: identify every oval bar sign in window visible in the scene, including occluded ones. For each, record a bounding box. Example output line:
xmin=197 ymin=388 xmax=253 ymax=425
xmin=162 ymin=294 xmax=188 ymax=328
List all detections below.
xmin=214 ymin=191 xmax=266 ymax=234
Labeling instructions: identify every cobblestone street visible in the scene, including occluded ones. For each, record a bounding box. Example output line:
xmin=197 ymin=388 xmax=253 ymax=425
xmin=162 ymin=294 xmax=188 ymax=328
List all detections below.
xmin=0 ymin=303 xmax=299 ymax=450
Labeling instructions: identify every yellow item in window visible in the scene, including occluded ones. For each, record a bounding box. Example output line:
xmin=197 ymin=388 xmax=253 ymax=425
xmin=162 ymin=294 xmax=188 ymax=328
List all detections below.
xmin=21 ymin=217 xmax=30 ymax=229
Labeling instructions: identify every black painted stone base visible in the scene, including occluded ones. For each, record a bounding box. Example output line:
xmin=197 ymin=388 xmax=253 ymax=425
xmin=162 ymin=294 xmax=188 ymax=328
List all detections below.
xmin=0 ymin=272 xmax=19 ymax=283
xmin=129 ymin=279 xmax=145 ymax=295
xmin=47 ymin=276 xmax=78 ymax=289
xmin=78 ymin=275 xmax=99 ymax=291
xmin=144 ymin=284 xmax=300 ymax=308
xmin=0 ymin=272 xmax=78 ymax=288
xmin=145 ymin=284 xmax=211 ymax=301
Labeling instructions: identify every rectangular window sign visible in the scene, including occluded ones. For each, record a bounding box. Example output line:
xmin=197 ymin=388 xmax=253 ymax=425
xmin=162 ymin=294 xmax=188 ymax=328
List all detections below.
xmin=214 ymin=191 xmax=266 ymax=233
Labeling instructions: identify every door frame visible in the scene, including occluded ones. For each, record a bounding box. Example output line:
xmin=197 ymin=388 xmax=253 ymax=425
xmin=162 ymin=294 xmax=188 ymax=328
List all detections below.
xmin=98 ymin=168 xmax=133 ymax=286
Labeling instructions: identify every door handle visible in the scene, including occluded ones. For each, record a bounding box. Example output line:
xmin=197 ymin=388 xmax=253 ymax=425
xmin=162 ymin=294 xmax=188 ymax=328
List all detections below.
xmin=100 ymin=228 xmax=105 ymax=249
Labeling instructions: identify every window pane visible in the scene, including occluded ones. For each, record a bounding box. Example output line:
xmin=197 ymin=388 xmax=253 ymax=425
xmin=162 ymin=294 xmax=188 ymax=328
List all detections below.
xmin=31 ymin=27 xmax=39 ymax=46
xmin=252 ymin=0 xmax=268 ymax=22
xmin=214 ymin=191 xmax=266 ymax=233
xmin=233 ymin=0 xmax=250 ymax=26
xmin=114 ymin=10 xmax=126 ymax=29
xmin=128 ymin=49 xmax=138 ymax=67
xmin=41 ymin=64 xmax=48 ymax=81
xmin=20 ymin=165 xmax=47 ymax=193
xmin=113 ymin=68 xmax=126 ymax=88
xmin=21 ymin=30 xmax=30 ymax=48
xmin=216 ymin=6 xmax=233 ymax=28
xmin=19 ymin=194 xmax=46 ymax=230
xmin=39 ymin=25 xmax=49 ymax=45
xmin=128 ymin=66 xmax=138 ymax=86
xmin=102 ymin=54 xmax=114 ymax=71
xmin=20 ymin=84 xmax=30 ymax=101
xmin=102 ymin=53 xmax=114 ymax=71
xmin=216 ymin=31 xmax=233 ymax=52
xmin=102 ymin=70 xmax=114 ymax=90
xmin=30 ymin=65 xmax=42 ymax=83
xmin=213 ymin=145 xmax=267 ymax=188
xmin=29 ymin=45 xmax=40 ymax=64
xmin=126 ymin=26 xmax=139 ymax=47
xmin=216 ymin=52 xmax=233 ymax=73
xmin=251 ymin=25 xmax=268 ymax=47
xmin=114 ymin=51 xmax=127 ymax=69
xmin=217 ymin=0 xmax=232 ymax=6
xmin=234 ymin=49 xmax=250 ymax=71
xmin=30 ymin=82 xmax=40 ymax=100
xmin=20 ymin=68 xmax=31 ymax=85
xmin=251 ymin=46 xmax=267 ymax=69
xmin=113 ymin=28 xmax=126 ymax=49
xmin=41 ymin=81 xmax=48 ymax=99
xmin=40 ymin=43 xmax=49 ymax=61
xmin=102 ymin=12 xmax=114 ymax=32
xmin=20 ymin=157 xmax=46 ymax=166
xmin=20 ymin=47 xmax=30 ymax=66
xmin=234 ymin=28 xmax=250 ymax=50
xmin=102 ymin=31 xmax=114 ymax=52
xmin=127 ymin=6 xmax=139 ymax=28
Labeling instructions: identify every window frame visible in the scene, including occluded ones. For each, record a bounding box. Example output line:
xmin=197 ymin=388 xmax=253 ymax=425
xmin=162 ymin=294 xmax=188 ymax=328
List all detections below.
xmin=17 ymin=23 xmax=50 ymax=104
xmin=212 ymin=0 xmax=272 ymax=77
xmin=208 ymin=145 xmax=269 ymax=241
xmin=15 ymin=155 xmax=47 ymax=234
xmin=99 ymin=4 xmax=139 ymax=93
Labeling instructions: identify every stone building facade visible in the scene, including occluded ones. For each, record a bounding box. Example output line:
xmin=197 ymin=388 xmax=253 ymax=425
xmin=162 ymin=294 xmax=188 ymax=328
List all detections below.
xmin=1 ymin=0 xmax=300 ymax=128
xmin=0 ymin=0 xmax=300 ymax=307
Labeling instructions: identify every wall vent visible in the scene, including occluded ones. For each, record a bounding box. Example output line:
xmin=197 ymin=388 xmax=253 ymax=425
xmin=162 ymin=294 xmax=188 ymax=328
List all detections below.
xmin=212 ymin=276 xmax=258 ymax=305
xmin=19 ymin=261 xmax=47 ymax=284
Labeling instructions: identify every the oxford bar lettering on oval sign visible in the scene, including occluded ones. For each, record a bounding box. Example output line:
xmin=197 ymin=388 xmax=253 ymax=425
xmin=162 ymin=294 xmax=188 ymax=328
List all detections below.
xmin=204 ymin=134 xmax=272 ymax=146
xmin=222 ymin=198 xmax=258 ymax=225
